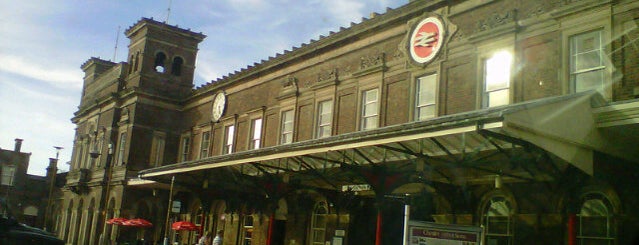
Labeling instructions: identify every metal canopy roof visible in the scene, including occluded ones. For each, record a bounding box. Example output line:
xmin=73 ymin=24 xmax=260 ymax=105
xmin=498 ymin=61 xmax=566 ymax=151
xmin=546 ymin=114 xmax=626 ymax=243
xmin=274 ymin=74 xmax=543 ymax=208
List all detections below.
xmin=137 ymin=92 xmax=619 ymax=195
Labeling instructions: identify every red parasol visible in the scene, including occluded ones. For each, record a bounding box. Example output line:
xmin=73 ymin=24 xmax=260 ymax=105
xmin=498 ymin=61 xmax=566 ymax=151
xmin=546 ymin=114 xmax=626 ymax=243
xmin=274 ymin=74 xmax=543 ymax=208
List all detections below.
xmin=171 ymin=221 xmax=200 ymax=231
xmin=106 ymin=217 xmax=128 ymax=225
xmin=122 ymin=218 xmax=153 ymax=228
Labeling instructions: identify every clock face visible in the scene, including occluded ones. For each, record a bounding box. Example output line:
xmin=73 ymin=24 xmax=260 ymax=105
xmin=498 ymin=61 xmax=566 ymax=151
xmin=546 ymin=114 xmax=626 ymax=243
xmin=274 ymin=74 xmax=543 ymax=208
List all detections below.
xmin=211 ymin=92 xmax=226 ymax=122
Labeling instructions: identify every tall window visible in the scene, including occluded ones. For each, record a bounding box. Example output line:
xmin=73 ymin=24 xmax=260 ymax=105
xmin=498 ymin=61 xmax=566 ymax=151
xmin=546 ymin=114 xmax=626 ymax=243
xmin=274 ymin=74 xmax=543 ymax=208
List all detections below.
xmin=1 ymin=165 xmax=16 ymax=186
xmin=180 ymin=136 xmax=191 ymax=162
xmin=483 ymin=196 xmax=513 ymax=245
xmin=280 ymin=110 xmax=294 ymax=144
xmin=200 ymin=131 xmax=210 ymax=159
xmin=578 ymin=194 xmax=615 ymax=245
xmin=310 ymin=201 xmax=328 ymax=245
xmin=223 ymin=126 xmax=235 ymax=154
xmin=416 ymin=74 xmax=437 ymax=121
xmin=571 ymin=30 xmax=605 ymax=93
xmin=316 ymin=100 xmax=332 ymax=138
xmin=171 ymin=57 xmax=183 ymax=76
xmin=116 ymin=132 xmax=126 ymax=165
xmin=150 ymin=133 xmax=165 ymax=167
xmin=361 ymin=88 xmax=379 ymax=130
xmin=483 ymin=51 xmax=512 ymax=108
xmin=154 ymin=52 xmax=166 ymax=73
xmin=249 ymin=118 xmax=262 ymax=150
xmin=242 ymin=215 xmax=254 ymax=245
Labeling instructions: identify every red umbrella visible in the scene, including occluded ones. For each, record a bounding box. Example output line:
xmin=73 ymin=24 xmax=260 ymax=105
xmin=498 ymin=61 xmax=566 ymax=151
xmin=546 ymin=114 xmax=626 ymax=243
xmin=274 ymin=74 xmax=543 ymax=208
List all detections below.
xmin=106 ymin=217 xmax=128 ymax=225
xmin=171 ymin=221 xmax=199 ymax=231
xmin=122 ymin=218 xmax=153 ymax=228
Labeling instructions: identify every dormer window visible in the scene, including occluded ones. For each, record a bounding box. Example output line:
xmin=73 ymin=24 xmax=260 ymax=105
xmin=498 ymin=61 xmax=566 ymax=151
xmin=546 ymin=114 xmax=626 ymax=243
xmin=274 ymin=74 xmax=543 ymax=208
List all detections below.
xmin=171 ymin=57 xmax=183 ymax=76
xmin=154 ymin=52 xmax=166 ymax=73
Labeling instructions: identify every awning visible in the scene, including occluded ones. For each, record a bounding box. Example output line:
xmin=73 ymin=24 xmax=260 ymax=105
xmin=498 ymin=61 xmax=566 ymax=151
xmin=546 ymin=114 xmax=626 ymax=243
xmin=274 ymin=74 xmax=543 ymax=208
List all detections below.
xmin=138 ymin=92 xmax=629 ymax=192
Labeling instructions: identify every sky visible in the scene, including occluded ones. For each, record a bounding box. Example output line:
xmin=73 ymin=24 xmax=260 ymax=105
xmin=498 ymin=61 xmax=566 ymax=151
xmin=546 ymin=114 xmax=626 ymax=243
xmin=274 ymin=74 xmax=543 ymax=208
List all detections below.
xmin=0 ymin=0 xmax=408 ymax=176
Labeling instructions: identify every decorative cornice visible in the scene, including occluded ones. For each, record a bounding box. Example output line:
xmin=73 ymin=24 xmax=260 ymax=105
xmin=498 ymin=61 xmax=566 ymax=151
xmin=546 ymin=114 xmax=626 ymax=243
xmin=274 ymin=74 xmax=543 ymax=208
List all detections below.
xmin=353 ymin=53 xmax=386 ymax=77
xmin=277 ymin=75 xmax=298 ymax=100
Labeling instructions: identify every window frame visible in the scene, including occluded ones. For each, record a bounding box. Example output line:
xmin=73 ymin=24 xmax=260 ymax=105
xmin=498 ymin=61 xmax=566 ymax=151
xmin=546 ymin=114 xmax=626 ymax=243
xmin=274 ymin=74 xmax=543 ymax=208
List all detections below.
xmin=415 ymin=73 xmax=438 ymax=121
xmin=249 ymin=118 xmax=263 ymax=150
xmin=360 ymin=88 xmax=380 ymax=130
xmin=115 ymin=132 xmax=127 ymax=166
xmin=280 ymin=109 xmax=294 ymax=144
xmin=316 ymin=100 xmax=333 ymax=138
xmin=560 ymin=9 xmax=612 ymax=99
xmin=577 ymin=193 xmax=616 ymax=244
xmin=223 ymin=125 xmax=235 ymax=154
xmin=569 ymin=29 xmax=606 ymax=94
xmin=199 ymin=131 xmax=211 ymax=159
xmin=482 ymin=50 xmax=513 ymax=108
xmin=180 ymin=135 xmax=191 ymax=162
xmin=150 ymin=132 xmax=166 ymax=167
xmin=310 ymin=201 xmax=329 ymax=245
xmin=1 ymin=165 xmax=16 ymax=186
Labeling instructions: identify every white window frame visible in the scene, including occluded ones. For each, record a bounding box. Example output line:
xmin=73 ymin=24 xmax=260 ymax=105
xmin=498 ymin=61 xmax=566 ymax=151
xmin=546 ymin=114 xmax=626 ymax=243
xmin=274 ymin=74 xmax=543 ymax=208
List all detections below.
xmin=577 ymin=193 xmax=616 ymax=244
xmin=560 ymin=8 xmax=612 ymax=99
xmin=249 ymin=118 xmax=263 ymax=150
xmin=280 ymin=109 xmax=294 ymax=144
xmin=1 ymin=165 xmax=16 ymax=186
xmin=360 ymin=88 xmax=379 ymax=130
xmin=310 ymin=201 xmax=329 ymax=245
xmin=116 ymin=132 xmax=127 ymax=165
xmin=180 ymin=136 xmax=191 ymax=162
xmin=415 ymin=73 xmax=438 ymax=121
xmin=200 ymin=131 xmax=211 ymax=159
xmin=316 ymin=100 xmax=333 ymax=138
xmin=223 ymin=125 xmax=235 ymax=154
xmin=569 ymin=29 xmax=606 ymax=93
xmin=482 ymin=50 xmax=513 ymax=108
xmin=482 ymin=195 xmax=514 ymax=245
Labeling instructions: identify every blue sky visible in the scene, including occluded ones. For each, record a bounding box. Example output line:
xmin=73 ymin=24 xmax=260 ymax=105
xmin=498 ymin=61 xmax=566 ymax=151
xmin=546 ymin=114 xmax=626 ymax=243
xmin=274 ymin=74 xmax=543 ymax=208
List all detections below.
xmin=0 ymin=0 xmax=407 ymax=176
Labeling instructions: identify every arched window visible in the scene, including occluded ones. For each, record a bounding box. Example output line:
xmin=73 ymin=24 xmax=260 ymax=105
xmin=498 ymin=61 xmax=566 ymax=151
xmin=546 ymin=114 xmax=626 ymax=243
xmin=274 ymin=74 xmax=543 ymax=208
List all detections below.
xmin=134 ymin=52 xmax=140 ymax=72
xmin=242 ymin=214 xmax=253 ymax=245
xmin=154 ymin=52 xmax=167 ymax=73
xmin=483 ymin=196 xmax=513 ymax=245
xmin=171 ymin=57 xmax=183 ymax=76
xmin=578 ymin=193 xmax=615 ymax=244
xmin=310 ymin=201 xmax=328 ymax=245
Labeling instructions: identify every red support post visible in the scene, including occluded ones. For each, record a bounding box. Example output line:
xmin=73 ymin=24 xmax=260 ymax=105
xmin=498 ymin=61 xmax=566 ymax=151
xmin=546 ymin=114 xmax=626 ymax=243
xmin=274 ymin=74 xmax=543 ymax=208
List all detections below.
xmin=568 ymin=214 xmax=576 ymax=245
xmin=266 ymin=213 xmax=274 ymax=245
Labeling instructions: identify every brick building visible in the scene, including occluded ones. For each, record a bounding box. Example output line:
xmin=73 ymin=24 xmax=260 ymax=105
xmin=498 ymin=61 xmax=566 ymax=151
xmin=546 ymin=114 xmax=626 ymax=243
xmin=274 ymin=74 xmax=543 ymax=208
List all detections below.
xmin=60 ymin=0 xmax=639 ymax=244
xmin=0 ymin=139 xmax=63 ymax=232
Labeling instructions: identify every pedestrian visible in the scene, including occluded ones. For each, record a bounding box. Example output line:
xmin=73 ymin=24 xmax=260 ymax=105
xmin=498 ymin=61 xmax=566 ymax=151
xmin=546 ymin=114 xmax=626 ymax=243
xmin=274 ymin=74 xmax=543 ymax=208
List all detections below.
xmin=197 ymin=232 xmax=211 ymax=245
xmin=212 ymin=230 xmax=223 ymax=245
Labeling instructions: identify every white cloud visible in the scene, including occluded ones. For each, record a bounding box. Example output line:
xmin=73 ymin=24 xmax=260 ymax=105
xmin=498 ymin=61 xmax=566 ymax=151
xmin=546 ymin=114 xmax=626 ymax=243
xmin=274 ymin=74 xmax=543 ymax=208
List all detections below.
xmin=0 ymin=55 xmax=83 ymax=88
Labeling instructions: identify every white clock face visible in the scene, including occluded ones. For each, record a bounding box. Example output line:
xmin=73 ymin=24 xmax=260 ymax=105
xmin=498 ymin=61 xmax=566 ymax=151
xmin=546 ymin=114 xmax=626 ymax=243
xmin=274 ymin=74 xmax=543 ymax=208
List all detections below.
xmin=211 ymin=92 xmax=226 ymax=122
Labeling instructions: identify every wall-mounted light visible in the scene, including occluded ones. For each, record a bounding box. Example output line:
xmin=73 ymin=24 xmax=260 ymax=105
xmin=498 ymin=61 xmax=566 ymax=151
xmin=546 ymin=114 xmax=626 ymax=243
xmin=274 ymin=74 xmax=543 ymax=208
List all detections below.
xmin=495 ymin=175 xmax=502 ymax=189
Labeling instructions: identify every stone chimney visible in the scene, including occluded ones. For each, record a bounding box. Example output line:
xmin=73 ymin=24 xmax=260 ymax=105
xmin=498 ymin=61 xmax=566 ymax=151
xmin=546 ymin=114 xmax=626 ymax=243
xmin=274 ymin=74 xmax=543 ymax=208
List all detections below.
xmin=14 ymin=138 xmax=23 ymax=152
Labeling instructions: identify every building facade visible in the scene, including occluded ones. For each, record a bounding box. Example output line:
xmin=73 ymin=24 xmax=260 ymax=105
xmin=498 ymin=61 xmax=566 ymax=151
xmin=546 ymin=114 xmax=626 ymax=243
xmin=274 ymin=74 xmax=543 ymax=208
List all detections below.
xmin=61 ymin=0 xmax=639 ymax=244
xmin=0 ymin=139 xmax=62 ymax=231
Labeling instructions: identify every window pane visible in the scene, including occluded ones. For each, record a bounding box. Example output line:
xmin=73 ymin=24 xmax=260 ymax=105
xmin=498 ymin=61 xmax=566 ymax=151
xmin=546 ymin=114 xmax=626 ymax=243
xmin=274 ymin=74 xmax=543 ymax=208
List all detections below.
xmin=365 ymin=89 xmax=378 ymax=102
xmin=418 ymin=105 xmax=436 ymax=120
xmin=364 ymin=117 xmax=378 ymax=130
xmin=574 ymin=70 xmax=604 ymax=92
xmin=575 ymin=51 xmax=602 ymax=71
xmin=417 ymin=74 xmax=437 ymax=106
xmin=488 ymin=89 xmax=510 ymax=107
xmin=485 ymin=51 xmax=512 ymax=91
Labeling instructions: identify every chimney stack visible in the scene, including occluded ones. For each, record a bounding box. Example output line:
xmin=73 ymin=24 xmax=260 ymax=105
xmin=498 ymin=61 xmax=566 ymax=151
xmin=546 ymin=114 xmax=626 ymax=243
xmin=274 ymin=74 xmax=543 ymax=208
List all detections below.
xmin=14 ymin=138 xmax=23 ymax=152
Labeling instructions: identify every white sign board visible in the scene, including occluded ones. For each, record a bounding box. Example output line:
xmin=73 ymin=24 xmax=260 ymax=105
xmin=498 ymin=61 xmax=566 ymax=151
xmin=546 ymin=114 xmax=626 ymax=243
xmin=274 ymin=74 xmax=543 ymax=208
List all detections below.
xmin=408 ymin=221 xmax=482 ymax=245
xmin=171 ymin=201 xmax=181 ymax=213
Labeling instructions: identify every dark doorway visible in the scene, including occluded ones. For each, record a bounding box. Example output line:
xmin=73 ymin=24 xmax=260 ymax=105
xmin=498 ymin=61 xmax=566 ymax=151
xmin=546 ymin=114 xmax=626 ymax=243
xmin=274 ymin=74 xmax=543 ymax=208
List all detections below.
xmin=271 ymin=220 xmax=286 ymax=245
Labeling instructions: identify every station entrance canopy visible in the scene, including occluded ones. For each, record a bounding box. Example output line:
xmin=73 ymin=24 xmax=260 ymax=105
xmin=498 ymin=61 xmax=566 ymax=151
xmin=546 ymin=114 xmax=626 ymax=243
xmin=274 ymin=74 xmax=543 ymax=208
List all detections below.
xmin=137 ymin=92 xmax=638 ymax=195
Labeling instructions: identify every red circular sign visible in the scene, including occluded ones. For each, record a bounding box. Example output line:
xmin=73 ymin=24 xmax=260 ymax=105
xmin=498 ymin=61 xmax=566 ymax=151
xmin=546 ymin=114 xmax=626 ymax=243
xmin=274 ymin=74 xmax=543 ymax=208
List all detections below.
xmin=409 ymin=17 xmax=444 ymax=64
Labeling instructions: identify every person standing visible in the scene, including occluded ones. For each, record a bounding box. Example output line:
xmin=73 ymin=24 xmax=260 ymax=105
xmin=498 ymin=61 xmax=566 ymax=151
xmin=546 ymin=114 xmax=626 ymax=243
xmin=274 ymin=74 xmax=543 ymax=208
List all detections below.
xmin=212 ymin=230 xmax=223 ymax=245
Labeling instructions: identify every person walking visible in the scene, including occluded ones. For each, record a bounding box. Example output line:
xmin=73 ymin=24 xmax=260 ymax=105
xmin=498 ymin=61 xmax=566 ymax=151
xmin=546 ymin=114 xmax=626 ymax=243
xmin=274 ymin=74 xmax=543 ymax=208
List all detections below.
xmin=212 ymin=230 xmax=223 ymax=245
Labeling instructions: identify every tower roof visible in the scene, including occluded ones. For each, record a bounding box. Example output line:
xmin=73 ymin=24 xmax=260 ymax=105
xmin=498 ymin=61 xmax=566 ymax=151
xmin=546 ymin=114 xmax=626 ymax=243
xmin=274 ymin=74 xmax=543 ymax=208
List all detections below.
xmin=124 ymin=17 xmax=206 ymax=41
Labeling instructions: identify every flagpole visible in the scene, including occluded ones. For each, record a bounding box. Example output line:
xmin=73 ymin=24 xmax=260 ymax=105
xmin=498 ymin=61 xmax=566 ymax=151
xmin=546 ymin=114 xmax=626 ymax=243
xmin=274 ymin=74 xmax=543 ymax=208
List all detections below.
xmin=164 ymin=176 xmax=175 ymax=245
